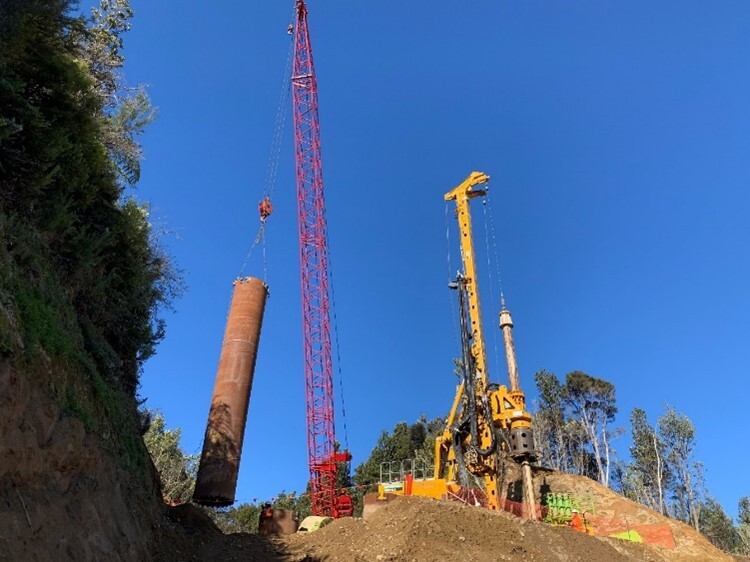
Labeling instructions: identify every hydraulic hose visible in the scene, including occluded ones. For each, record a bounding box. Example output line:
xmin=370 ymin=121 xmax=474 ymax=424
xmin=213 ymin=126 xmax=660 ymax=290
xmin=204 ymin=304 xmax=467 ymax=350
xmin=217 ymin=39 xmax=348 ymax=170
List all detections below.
xmin=456 ymin=279 xmax=496 ymax=459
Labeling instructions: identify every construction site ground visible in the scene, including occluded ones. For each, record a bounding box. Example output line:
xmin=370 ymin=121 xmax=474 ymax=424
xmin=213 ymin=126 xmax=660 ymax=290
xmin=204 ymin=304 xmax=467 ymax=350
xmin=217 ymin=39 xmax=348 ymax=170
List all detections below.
xmin=156 ymin=468 xmax=734 ymax=562
xmin=4 ymin=358 xmax=740 ymax=561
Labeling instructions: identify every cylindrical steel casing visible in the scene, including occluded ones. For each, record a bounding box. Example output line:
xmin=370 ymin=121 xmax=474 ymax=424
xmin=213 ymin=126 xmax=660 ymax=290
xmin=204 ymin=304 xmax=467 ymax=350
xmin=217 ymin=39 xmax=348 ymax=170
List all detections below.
xmin=192 ymin=277 xmax=268 ymax=506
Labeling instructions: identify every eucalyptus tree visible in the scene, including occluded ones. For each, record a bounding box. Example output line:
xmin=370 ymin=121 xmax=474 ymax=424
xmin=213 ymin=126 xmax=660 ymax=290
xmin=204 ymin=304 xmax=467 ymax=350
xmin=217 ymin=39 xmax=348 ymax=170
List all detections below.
xmin=564 ymin=371 xmax=618 ymax=487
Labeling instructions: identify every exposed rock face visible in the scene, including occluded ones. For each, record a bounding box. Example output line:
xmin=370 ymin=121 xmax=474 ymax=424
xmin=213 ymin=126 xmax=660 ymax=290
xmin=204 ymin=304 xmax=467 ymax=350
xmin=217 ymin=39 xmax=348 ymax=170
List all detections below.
xmin=0 ymin=359 xmax=162 ymax=561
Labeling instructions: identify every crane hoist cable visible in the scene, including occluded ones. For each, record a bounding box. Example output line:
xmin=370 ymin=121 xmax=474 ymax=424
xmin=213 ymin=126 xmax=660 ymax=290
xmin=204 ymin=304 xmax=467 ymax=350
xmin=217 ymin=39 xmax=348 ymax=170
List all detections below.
xmin=481 ymin=189 xmax=505 ymax=386
xmin=238 ymin=19 xmax=295 ymax=280
xmin=321 ymin=193 xmax=351 ymax=458
xmin=327 ymin=251 xmax=350 ymax=456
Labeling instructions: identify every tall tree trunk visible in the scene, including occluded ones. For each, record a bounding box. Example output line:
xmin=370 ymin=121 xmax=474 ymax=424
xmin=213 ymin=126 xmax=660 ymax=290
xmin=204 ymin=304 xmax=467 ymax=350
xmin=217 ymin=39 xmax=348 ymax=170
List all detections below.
xmin=556 ymin=429 xmax=566 ymax=472
xmin=582 ymin=405 xmax=605 ymax=485
xmin=686 ymin=469 xmax=699 ymax=531
xmin=654 ymin=432 xmax=665 ymax=515
xmin=602 ymin=423 xmax=610 ymax=487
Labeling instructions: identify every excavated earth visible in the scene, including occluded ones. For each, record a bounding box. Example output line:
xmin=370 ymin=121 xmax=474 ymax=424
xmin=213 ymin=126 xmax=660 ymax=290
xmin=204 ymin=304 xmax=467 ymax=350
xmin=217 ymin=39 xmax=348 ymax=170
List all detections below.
xmin=0 ymin=355 xmax=734 ymax=561
xmin=157 ymin=491 xmax=733 ymax=562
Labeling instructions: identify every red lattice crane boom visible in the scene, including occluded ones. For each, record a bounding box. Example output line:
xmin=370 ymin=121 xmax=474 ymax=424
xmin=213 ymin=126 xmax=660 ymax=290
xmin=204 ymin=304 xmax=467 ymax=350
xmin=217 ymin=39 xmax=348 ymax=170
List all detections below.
xmin=291 ymin=0 xmax=351 ymax=518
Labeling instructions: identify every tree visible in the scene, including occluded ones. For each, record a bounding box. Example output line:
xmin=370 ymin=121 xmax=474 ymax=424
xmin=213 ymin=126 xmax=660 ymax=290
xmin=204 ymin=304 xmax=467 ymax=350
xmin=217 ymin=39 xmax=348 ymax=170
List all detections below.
xmin=564 ymin=371 xmax=618 ymax=487
xmin=625 ymin=408 xmax=668 ymax=515
xmin=531 ymin=370 xmax=611 ymax=482
xmin=618 ymin=405 xmax=722 ymax=538
xmin=0 ymin=0 xmax=181 ymax=485
xmin=738 ymin=497 xmax=750 ymax=555
xmin=143 ymin=413 xmax=197 ymax=503
xmin=272 ymin=490 xmax=312 ymax=521
xmin=0 ymin=0 xmax=178 ymax=402
xmin=533 ymin=370 xmax=568 ymax=472
xmin=209 ymin=503 xmax=262 ymax=534
xmin=75 ymin=0 xmax=157 ymax=186
xmin=414 ymin=415 xmax=445 ymax=466
xmin=353 ymin=417 xmax=443 ymax=487
xmin=658 ymin=406 xmax=703 ymax=530
xmin=740 ymin=497 xmax=750 ymax=526
xmin=698 ymin=498 xmax=741 ymax=553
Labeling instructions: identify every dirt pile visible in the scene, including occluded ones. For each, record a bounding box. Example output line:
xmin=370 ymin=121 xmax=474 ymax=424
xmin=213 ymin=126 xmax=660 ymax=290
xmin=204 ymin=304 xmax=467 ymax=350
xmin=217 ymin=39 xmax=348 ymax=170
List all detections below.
xmin=154 ymin=465 xmax=734 ymax=562
xmin=281 ymin=495 xmax=669 ymax=562
xmin=150 ymin=503 xmax=286 ymax=562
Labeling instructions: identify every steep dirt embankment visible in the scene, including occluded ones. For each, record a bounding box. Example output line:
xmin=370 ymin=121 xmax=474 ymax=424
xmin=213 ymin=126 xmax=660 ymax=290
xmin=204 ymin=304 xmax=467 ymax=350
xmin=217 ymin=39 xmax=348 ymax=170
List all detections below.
xmin=531 ymin=468 xmax=733 ymax=562
xmin=0 ymin=358 xmax=164 ymax=561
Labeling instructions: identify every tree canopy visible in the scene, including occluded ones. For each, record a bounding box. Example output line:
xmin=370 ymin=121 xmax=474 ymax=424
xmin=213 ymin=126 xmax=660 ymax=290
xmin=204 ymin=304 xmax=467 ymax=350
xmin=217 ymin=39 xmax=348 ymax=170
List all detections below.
xmin=532 ymin=370 xmax=617 ymax=486
xmin=353 ymin=416 xmax=444 ymax=487
xmin=143 ymin=413 xmax=197 ymax=503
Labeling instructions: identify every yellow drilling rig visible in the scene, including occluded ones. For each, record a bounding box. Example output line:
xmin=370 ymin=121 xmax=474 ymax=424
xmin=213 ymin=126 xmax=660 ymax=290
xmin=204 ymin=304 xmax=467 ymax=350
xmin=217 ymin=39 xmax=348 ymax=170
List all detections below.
xmin=375 ymin=172 xmax=537 ymax=519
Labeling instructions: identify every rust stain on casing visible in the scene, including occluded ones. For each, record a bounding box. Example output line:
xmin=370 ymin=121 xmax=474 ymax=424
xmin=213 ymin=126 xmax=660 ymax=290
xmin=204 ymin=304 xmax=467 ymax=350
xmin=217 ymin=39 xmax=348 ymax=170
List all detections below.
xmin=192 ymin=277 xmax=268 ymax=506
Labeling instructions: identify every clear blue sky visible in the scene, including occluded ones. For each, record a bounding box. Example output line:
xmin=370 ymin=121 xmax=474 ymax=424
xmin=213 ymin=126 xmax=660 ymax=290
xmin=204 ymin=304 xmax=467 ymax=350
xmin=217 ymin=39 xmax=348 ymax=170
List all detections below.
xmin=117 ymin=1 xmax=749 ymax=517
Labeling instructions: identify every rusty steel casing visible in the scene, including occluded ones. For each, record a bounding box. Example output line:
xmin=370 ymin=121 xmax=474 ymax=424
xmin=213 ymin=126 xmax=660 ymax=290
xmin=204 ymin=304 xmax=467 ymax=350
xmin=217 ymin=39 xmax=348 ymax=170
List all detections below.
xmin=192 ymin=277 xmax=268 ymax=506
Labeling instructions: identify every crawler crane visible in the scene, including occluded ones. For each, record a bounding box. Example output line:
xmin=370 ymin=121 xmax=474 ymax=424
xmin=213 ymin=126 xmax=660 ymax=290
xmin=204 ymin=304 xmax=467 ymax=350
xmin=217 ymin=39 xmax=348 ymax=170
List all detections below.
xmin=291 ymin=0 xmax=352 ymax=518
xmin=375 ymin=172 xmax=537 ymax=519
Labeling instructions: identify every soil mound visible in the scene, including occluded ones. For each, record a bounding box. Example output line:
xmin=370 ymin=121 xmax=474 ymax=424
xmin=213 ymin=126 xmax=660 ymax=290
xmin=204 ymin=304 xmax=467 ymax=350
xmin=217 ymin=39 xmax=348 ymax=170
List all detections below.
xmin=167 ymin=504 xmax=222 ymax=536
xmin=282 ymin=495 xmax=669 ymax=562
xmin=157 ymin=467 xmax=733 ymax=562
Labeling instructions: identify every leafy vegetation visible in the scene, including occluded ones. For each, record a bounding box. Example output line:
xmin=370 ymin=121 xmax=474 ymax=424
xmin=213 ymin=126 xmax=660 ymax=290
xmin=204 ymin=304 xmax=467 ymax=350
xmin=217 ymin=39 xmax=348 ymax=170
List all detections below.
xmin=532 ymin=370 xmax=618 ymax=484
xmin=7 ymin=1 xmax=745 ymax=556
xmin=150 ymin=404 xmax=750 ymax=555
xmin=698 ymin=497 xmax=742 ymax=553
xmin=211 ymin=503 xmax=263 ymax=534
xmin=144 ymin=413 xmax=444 ymax=532
xmin=0 ymin=0 xmax=179 ymax=476
xmin=614 ymin=405 xmax=706 ymax=531
xmin=202 ymin=417 xmax=442 ymax=531
xmin=143 ymin=413 xmax=198 ymax=503
xmin=738 ymin=497 xmax=750 ymax=555
xmin=353 ymin=416 xmax=444 ymax=488
xmin=531 ymin=370 xmax=750 ymax=554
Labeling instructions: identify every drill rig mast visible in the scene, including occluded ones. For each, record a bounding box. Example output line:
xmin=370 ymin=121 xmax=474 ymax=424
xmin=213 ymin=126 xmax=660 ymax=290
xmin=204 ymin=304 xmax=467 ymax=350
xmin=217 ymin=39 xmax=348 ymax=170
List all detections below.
xmin=435 ymin=171 xmax=537 ymax=517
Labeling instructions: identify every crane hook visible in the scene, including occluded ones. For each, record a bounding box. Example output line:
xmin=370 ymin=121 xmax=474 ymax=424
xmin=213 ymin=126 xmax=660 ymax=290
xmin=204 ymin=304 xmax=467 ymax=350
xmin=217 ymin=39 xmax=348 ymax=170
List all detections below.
xmin=258 ymin=197 xmax=273 ymax=223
